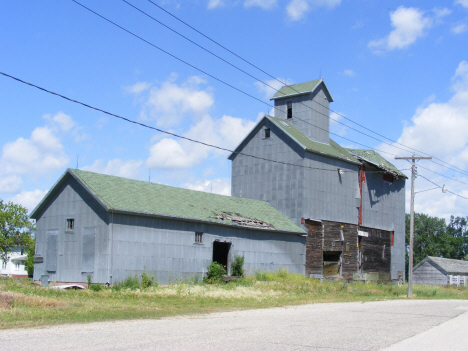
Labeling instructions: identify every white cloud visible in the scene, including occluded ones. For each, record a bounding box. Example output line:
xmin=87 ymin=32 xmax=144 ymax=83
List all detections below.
xmin=0 ymin=175 xmax=22 ymax=193
xmin=207 ymin=0 xmax=225 ymax=9
xmin=255 ymin=78 xmax=293 ymax=100
xmin=124 ymin=81 xmax=152 ymax=95
xmin=141 ymin=76 xmax=214 ymax=128
xmin=452 ymin=23 xmax=468 ymax=34
xmin=147 ymin=115 xmax=256 ymax=169
xmin=368 ymin=7 xmax=432 ymax=52
xmin=52 ymin=112 xmax=75 ymax=132
xmin=286 ymin=0 xmax=310 ymax=21
xmin=183 ymin=178 xmax=231 ymax=196
xmin=83 ymin=159 xmax=143 ymax=179
xmin=343 ymin=69 xmax=355 ymax=77
xmin=244 ymin=0 xmax=276 ymax=10
xmin=286 ymin=0 xmax=341 ymax=21
xmin=377 ymin=61 xmax=468 ymax=218
xmin=432 ymin=7 xmax=451 ymax=21
xmin=10 ymin=189 xmax=48 ymax=213
xmin=0 ymin=126 xmax=69 ymax=176
xmin=455 ymin=0 xmax=468 ymax=9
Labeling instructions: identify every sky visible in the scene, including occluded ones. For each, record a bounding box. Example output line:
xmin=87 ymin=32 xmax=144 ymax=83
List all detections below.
xmin=1 ymin=0 xmax=468 ymax=221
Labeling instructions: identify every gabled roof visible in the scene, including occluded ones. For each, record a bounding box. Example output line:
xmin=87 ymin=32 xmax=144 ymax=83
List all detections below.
xmin=414 ymin=256 xmax=468 ymax=275
xmin=228 ymin=115 xmax=360 ymax=166
xmin=270 ymin=79 xmax=334 ymax=102
xmin=346 ymin=149 xmax=406 ymax=178
xmin=31 ymin=169 xmax=305 ymax=234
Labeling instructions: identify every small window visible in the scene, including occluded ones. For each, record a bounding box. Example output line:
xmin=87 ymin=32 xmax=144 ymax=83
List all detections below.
xmin=2 ymin=262 xmax=7 ymax=270
xmin=391 ymin=231 xmax=394 ymax=246
xmin=287 ymin=101 xmax=292 ymax=119
xmin=15 ymin=262 xmax=21 ymax=270
xmin=66 ymin=218 xmax=74 ymax=231
xmin=264 ymin=128 xmax=270 ymax=138
xmin=383 ymin=173 xmax=393 ymax=183
xmin=195 ymin=232 xmax=204 ymax=244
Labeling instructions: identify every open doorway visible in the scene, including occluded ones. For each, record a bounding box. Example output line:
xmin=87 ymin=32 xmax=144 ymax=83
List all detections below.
xmin=213 ymin=241 xmax=231 ymax=273
xmin=323 ymin=251 xmax=341 ymax=277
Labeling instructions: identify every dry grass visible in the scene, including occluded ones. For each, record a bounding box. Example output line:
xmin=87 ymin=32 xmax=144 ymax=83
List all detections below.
xmin=1 ymin=272 xmax=467 ymax=330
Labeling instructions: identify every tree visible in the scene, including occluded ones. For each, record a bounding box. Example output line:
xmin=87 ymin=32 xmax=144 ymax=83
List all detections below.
xmin=23 ymin=237 xmax=35 ymax=277
xmin=0 ymin=199 xmax=35 ymax=264
xmin=405 ymin=213 xmax=468 ymax=277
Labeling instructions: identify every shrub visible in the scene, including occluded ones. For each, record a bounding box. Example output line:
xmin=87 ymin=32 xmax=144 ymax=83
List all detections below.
xmin=89 ymin=283 xmax=103 ymax=292
xmin=204 ymin=262 xmax=226 ymax=283
xmin=231 ymin=255 xmax=245 ymax=277
xmin=112 ymin=274 xmax=140 ymax=291
xmin=141 ymin=267 xmax=157 ymax=289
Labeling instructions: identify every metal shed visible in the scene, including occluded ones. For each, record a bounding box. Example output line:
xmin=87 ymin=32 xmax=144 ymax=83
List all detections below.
xmin=30 ymin=169 xmax=306 ymax=286
xmin=413 ymin=256 xmax=468 ymax=286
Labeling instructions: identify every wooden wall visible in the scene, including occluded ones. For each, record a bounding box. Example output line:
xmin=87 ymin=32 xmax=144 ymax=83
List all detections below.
xmin=305 ymin=220 xmax=390 ymax=281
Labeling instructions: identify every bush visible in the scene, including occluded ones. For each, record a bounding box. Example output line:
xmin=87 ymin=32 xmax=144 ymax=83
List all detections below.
xmin=141 ymin=267 xmax=157 ymax=289
xmin=231 ymin=255 xmax=245 ymax=277
xmin=89 ymin=283 xmax=103 ymax=292
xmin=112 ymin=274 xmax=140 ymax=291
xmin=204 ymin=262 xmax=226 ymax=283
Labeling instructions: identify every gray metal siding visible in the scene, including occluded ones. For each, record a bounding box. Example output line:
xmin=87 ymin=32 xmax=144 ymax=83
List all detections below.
xmin=33 ymin=176 xmax=109 ymax=284
xmin=110 ymin=213 xmax=305 ymax=285
xmin=274 ymin=87 xmax=330 ymax=144
xmin=413 ymin=261 xmax=448 ymax=285
xmin=45 ymin=230 xmax=58 ymax=272
xmin=361 ymin=170 xmax=406 ymax=280
xmin=231 ymin=121 xmax=359 ymax=227
xmin=81 ymin=227 xmax=96 ymax=273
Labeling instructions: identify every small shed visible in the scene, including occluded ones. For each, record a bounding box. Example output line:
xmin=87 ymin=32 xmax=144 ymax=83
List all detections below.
xmin=413 ymin=256 xmax=468 ymax=286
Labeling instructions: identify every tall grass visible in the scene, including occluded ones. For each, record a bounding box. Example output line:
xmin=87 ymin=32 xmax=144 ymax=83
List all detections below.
xmin=0 ymin=271 xmax=467 ymax=330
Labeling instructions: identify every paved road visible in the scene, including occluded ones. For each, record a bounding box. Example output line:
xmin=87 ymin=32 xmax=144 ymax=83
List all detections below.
xmin=1 ymin=300 xmax=468 ymax=350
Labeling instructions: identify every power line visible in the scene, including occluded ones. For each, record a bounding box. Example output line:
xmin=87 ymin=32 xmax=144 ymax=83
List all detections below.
xmin=143 ymin=0 xmax=468 ymax=177
xmin=71 ymin=0 xmax=404 ymax=160
xmin=418 ymin=174 xmax=468 ymax=200
xmin=416 ymin=163 xmax=468 ymax=187
xmin=123 ymin=0 xmax=421 ymax=159
xmin=0 ymin=71 xmax=397 ymax=175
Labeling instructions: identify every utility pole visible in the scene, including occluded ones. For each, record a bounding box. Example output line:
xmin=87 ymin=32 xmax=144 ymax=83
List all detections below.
xmin=395 ymin=154 xmax=432 ymax=297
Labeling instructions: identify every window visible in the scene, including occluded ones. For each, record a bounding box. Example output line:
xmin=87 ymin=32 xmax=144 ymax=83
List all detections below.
xmin=264 ymin=128 xmax=270 ymax=138
xmin=287 ymin=101 xmax=292 ymax=119
xmin=2 ymin=261 xmax=6 ymax=270
xmin=195 ymin=232 xmax=204 ymax=244
xmin=66 ymin=218 xmax=74 ymax=231
xmin=15 ymin=262 xmax=21 ymax=271
xmin=383 ymin=173 xmax=394 ymax=183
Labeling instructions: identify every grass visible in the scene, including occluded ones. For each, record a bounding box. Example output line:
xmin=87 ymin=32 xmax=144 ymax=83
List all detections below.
xmin=1 ymin=271 xmax=467 ymax=329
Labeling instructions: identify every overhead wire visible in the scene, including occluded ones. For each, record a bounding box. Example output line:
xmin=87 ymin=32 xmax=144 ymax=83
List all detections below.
xmin=417 ymin=174 xmax=468 ymax=200
xmin=142 ymin=0 xmax=468 ymax=177
xmin=0 ymin=71 xmax=396 ymax=175
xmin=71 ymin=0 xmax=404 ymax=160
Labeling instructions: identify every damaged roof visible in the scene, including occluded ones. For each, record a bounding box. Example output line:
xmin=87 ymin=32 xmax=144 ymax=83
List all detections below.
xmin=346 ymin=148 xmax=406 ymax=177
xmin=31 ymin=169 xmax=304 ymax=234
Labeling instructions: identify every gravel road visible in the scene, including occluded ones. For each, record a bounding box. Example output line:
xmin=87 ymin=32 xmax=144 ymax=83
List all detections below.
xmin=1 ymin=299 xmax=468 ymax=350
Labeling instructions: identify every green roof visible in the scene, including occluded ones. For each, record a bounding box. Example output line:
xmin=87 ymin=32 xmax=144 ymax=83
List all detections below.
xmin=39 ymin=169 xmax=304 ymax=234
xmin=268 ymin=116 xmax=360 ymax=165
xmin=346 ymin=149 xmax=406 ymax=177
xmin=271 ymin=79 xmax=325 ymax=100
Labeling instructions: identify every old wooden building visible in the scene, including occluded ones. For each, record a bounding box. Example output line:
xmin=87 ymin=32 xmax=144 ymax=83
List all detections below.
xmin=230 ymin=79 xmax=406 ymax=282
xmin=413 ymin=256 xmax=468 ymax=286
xmin=30 ymin=169 xmax=306 ymax=286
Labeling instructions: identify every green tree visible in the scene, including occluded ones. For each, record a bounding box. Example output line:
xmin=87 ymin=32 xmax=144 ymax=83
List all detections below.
xmin=0 ymin=199 xmax=35 ymax=264
xmin=23 ymin=237 xmax=35 ymax=277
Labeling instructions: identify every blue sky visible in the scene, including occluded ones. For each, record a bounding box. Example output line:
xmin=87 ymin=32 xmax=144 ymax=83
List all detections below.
xmin=1 ymin=0 xmax=468 ymax=220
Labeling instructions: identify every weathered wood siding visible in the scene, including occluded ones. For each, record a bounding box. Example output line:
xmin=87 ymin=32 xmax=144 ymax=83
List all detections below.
xmin=413 ymin=261 xmax=448 ymax=286
xmin=359 ymin=226 xmax=391 ymax=276
xmin=305 ymin=220 xmax=359 ymax=280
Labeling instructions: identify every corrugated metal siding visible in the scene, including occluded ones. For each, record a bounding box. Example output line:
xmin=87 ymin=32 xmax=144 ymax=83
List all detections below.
xmin=361 ymin=169 xmax=405 ymax=280
xmin=231 ymin=122 xmax=360 ymax=227
xmin=33 ymin=176 xmax=109 ymax=284
xmin=273 ymin=87 xmax=330 ymax=144
xmin=110 ymin=213 xmax=305 ymax=285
